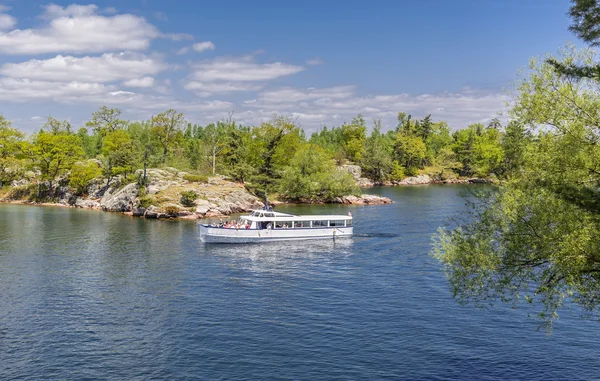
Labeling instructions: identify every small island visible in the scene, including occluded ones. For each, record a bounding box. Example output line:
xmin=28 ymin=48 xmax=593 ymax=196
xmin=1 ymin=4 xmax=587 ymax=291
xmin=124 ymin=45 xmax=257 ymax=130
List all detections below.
xmin=0 ymin=108 xmax=504 ymax=219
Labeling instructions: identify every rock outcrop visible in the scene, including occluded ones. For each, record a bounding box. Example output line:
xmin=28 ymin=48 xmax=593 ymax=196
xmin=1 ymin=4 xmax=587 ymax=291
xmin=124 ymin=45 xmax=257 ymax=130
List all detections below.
xmin=1 ymin=166 xmax=400 ymax=220
xmin=332 ymin=194 xmax=393 ymax=205
xmin=396 ymin=175 xmax=433 ymax=185
xmin=101 ymin=183 xmax=138 ymax=212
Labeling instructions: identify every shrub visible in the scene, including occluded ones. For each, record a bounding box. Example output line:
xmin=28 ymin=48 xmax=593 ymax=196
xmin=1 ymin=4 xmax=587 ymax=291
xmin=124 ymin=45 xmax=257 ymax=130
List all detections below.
xmin=69 ymin=161 xmax=102 ymax=195
xmin=163 ymin=205 xmax=180 ymax=216
xmin=183 ymin=174 xmax=208 ymax=183
xmin=8 ymin=184 xmax=35 ymax=200
xmin=180 ymin=190 xmax=198 ymax=207
xmin=137 ymin=195 xmax=155 ymax=209
xmin=388 ymin=162 xmax=405 ymax=181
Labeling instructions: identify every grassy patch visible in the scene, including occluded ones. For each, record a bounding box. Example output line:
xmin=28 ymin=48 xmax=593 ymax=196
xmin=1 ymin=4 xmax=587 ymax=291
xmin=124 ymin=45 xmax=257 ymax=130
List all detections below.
xmin=183 ymin=174 xmax=208 ymax=183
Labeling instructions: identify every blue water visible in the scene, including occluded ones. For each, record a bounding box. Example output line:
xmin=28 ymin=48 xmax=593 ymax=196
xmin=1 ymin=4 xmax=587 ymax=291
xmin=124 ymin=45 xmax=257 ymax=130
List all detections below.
xmin=1 ymin=185 xmax=599 ymax=380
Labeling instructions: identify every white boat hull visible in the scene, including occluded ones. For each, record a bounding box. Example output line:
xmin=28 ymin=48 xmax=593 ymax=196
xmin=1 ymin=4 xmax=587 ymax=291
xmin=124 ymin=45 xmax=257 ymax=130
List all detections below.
xmin=199 ymin=225 xmax=353 ymax=244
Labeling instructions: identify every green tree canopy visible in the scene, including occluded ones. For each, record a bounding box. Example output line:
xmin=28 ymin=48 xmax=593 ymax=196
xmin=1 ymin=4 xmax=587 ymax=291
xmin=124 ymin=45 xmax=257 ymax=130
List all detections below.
xmin=434 ymin=47 xmax=600 ymax=329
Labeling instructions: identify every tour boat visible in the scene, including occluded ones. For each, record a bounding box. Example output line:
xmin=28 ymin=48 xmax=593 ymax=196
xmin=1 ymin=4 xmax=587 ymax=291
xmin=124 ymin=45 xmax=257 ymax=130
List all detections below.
xmin=198 ymin=209 xmax=353 ymax=243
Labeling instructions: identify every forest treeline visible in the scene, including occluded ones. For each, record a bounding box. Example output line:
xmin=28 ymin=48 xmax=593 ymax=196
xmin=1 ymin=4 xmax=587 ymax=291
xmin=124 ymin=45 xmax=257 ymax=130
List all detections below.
xmin=0 ymin=106 xmax=529 ymax=202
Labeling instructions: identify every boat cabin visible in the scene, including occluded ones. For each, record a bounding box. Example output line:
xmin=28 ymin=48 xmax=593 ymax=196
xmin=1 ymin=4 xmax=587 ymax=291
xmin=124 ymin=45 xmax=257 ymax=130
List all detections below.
xmin=232 ymin=210 xmax=352 ymax=230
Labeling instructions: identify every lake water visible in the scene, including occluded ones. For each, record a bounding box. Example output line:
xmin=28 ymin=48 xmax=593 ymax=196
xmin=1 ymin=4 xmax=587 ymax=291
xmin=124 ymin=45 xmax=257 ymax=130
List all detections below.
xmin=1 ymin=185 xmax=599 ymax=380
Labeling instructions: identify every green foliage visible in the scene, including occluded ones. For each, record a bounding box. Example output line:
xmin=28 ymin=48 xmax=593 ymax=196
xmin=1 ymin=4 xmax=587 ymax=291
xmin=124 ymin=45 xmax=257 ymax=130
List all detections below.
xmin=434 ymin=47 xmax=600 ymax=329
xmin=137 ymin=195 xmax=156 ymax=209
xmin=8 ymin=184 xmax=37 ymax=200
xmin=340 ymin=114 xmax=367 ymax=162
xmin=163 ymin=205 xmax=180 ymax=216
xmin=69 ymin=160 xmax=102 ymax=195
xmin=394 ymin=132 xmax=426 ymax=174
xmin=102 ymin=129 xmax=137 ymax=181
xmin=86 ymin=106 xmax=126 ymax=136
xmin=151 ymin=109 xmax=185 ymax=164
xmin=279 ymin=145 xmax=359 ymax=202
xmin=500 ymin=122 xmax=531 ymax=178
xmin=0 ymin=116 xmax=25 ymax=187
xmin=360 ymin=119 xmax=394 ymax=182
xmin=180 ymin=190 xmax=198 ymax=207
xmin=389 ymin=162 xmax=405 ymax=181
xmin=26 ymin=128 xmax=84 ymax=197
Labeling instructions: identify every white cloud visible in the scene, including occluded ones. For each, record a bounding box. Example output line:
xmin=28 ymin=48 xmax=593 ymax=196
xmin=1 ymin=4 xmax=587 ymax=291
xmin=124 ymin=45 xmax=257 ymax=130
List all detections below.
xmin=30 ymin=116 xmax=43 ymax=121
xmin=164 ymin=33 xmax=194 ymax=41
xmin=306 ymin=58 xmax=323 ymax=65
xmin=190 ymin=55 xmax=304 ymax=82
xmin=0 ymin=77 xmax=113 ymax=102
xmin=241 ymin=86 xmax=510 ymax=131
xmin=0 ymin=12 xmax=16 ymax=30
xmin=177 ymin=46 xmax=190 ymax=55
xmin=0 ymin=77 xmax=233 ymax=116
xmin=123 ymin=76 xmax=155 ymax=88
xmin=193 ymin=41 xmax=216 ymax=52
xmin=104 ymin=7 xmax=118 ymax=14
xmin=42 ymin=4 xmax=98 ymax=19
xmin=0 ymin=53 xmax=166 ymax=83
xmin=184 ymin=81 xmax=263 ymax=95
xmin=254 ymin=86 xmax=355 ymax=103
xmin=0 ymin=5 xmax=159 ymax=54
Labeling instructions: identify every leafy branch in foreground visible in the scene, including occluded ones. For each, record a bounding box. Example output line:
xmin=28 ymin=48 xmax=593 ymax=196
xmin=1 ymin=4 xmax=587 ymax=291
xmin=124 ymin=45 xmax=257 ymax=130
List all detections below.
xmin=433 ymin=46 xmax=600 ymax=330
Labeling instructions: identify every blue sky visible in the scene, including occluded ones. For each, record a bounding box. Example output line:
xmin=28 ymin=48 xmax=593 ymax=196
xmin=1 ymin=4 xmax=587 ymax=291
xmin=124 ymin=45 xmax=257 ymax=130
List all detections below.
xmin=0 ymin=0 xmax=575 ymax=132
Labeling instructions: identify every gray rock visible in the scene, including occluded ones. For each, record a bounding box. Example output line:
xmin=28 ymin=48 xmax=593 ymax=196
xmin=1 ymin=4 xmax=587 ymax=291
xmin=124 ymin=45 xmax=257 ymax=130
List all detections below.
xmin=357 ymin=177 xmax=374 ymax=187
xmin=338 ymin=194 xmax=393 ymax=205
xmin=74 ymin=198 xmax=101 ymax=209
xmin=101 ymin=183 xmax=138 ymax=212
xmin=398 ymin=175 xmax=432 ymax=185
xmin=132 ymin=207 xmax=146 ymax=217
xmin=338 ymin=165 xmax=362 ymax=179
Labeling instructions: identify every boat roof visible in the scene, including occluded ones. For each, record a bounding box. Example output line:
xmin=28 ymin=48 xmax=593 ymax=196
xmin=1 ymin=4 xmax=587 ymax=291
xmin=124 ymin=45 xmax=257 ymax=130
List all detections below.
xmin=242 ymin=209 xmax=352 ymax=221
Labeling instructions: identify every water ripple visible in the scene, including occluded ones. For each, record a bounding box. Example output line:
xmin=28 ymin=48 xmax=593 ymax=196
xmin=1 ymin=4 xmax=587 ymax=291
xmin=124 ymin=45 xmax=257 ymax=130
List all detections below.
xmin=1 ymin=187 xmax=600 ymax=380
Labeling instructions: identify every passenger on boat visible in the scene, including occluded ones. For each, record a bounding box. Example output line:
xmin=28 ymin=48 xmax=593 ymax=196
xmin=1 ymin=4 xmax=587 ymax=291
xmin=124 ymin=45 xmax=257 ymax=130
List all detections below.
xmin=245 ymin=222 xmax=250 ymax=229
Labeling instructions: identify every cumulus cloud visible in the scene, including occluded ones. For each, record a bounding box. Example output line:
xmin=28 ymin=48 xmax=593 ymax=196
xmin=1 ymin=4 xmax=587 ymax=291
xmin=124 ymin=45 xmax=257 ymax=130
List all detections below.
xmin=0 ymin=53 xmax=166 ymax=83
xmin=177 ymin=46 xmax=190 ymax=55
xmin=255 ymin=86 xmax=356 ymax=103
xmin=240 ymin=86 xmax=511 ymax=131
xmin=0 ymin=4 xmax=160 ymax=54
xmin=0 ymin=12 xmax=16 ymax=30
xmin=190 ymin=55 xmax=304 ymax=82
xmin=193 ymin=41 xmax=216 ymax=52
xmin=0 ymin=77 xmax=113 ymax=102
xmin=123 ymin=76 xmax=155 ymax=88
xmin=184 ymin=81 xmax=263 ymax=95
xmin=42 ymin=4 xmax=98 ymax=19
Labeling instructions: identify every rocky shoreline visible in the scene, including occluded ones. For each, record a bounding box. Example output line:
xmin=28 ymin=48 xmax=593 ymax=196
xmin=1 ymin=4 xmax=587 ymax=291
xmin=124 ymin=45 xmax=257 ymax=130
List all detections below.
xmin=338 ymin=165 xmax=494 ymax=187
xmin=0 ymin=168 xmax=393 ymax=220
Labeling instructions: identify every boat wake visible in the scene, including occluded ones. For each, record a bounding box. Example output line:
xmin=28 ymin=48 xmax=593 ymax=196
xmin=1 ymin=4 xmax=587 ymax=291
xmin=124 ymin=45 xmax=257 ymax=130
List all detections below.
xmin=353 ymin=233 xmax=399 ymax=238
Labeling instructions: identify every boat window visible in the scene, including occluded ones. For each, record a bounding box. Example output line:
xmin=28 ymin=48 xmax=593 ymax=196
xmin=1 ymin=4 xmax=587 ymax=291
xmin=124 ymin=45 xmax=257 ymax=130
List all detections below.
xmin=330 ymin=220 xmax=345 ymax=227
xmin=259 ymin=221 xmax=273 ymax=229
xmin=259 ymin=213 xmax=264 ymax=217
xmin=294 ymin=221 xmax=311 ymax=228
xmin=265 ymin=213 xmax=274 ymax=217
xmin=346 ymin=219 xmax=352 ymax=226
xmin=312 ymin=220 xmax=328 ymax=227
